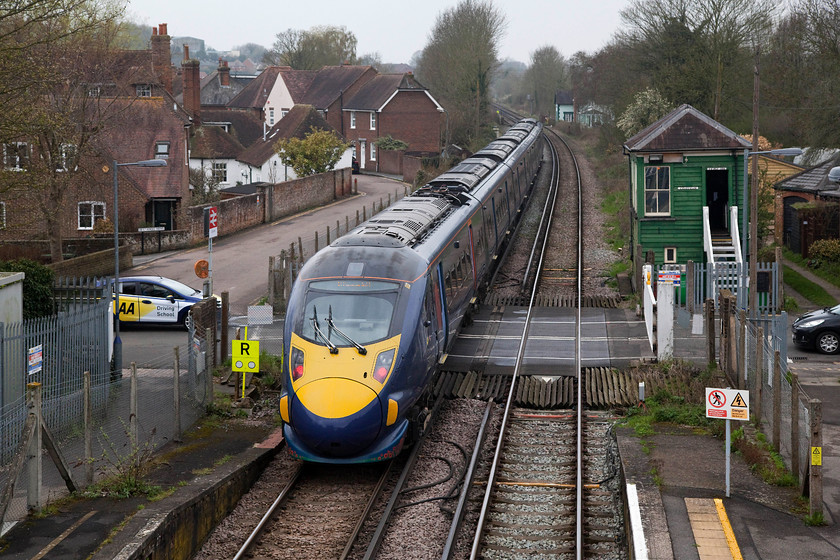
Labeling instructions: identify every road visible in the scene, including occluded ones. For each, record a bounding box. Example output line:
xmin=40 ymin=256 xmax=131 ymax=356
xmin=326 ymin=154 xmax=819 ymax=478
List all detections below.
xmin=121 ymin=173 xmax=410 ymax=367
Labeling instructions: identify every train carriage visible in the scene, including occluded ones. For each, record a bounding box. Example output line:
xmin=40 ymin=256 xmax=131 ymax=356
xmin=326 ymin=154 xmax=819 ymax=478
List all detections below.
xmin=280 ymin=119 xmax=544 ymax=463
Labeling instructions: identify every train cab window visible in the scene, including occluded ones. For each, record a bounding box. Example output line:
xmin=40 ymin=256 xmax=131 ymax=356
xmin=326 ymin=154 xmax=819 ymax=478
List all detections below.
xmin=297 ymin=280 xmax=399 ymax=346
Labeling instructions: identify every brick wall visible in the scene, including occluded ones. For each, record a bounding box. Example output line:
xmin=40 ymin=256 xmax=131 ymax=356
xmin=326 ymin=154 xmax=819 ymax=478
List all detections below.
xmin=380 ymin=91 xmax=443 ymax=154
xmin=265 ymin=168 xmax=351 ymax=222
xmin=48 ymin=246 xmax=133 ymax=277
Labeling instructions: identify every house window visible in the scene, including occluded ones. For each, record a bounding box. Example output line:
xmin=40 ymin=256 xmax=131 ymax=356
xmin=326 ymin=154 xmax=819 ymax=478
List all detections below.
xmin=0 ymin=202 xmax=5 ymax=229
xmin=212 ymin=162 xmax=228 ymax=183
xmin=280 ymin=109 xmax=289 ymax=118
xmin=78 ymin=201 xmax=105 ymax=230
xmin=350 ymin=111 xmax=356 ymax=129
xmin=3 ymin=143 xmax=29 ymax=170
xmin=370 ymin=142 xmax=376 ymax=161
xmin=370 ymin=112 xmax=376 ymax=130
xmin=136 ymin=84 xmax=152 ymax=97
xmin=88 ymin=86 xmax=101 ymax=97
xmin=155 ymin=142 xmax=170 ymax=160
xmin=57 ymin=143 xmax=76 ymax=171
xmin=644 ymin=166 xmax=670 ymax=215
xmin=269 ymin=108 xmax=275 ymax=126
xmin=664 ymin=247 xmax=677 ymax=264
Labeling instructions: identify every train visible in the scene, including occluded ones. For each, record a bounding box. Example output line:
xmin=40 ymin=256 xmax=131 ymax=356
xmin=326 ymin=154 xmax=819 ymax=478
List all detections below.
xmin=279 ymin=119 xmax=545 ymax=463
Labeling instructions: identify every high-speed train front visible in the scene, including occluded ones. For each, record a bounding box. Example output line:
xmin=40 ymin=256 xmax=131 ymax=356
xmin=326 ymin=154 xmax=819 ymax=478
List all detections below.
xmin=279 ymin=238 xmax=433 ymax=463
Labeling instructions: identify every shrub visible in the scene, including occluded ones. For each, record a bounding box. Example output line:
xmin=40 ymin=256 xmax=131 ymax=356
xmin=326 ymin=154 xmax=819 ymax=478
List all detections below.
xmin=0 ymin=259 xmax=55 ymax=319
xmin=809 ymin=239 xmax=840 ymax=264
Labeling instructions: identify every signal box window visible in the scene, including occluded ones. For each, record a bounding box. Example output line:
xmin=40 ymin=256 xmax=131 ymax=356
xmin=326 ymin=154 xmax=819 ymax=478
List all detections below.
xmin=644 ymin=166 xmax=670 ymax=215
xmin=664 ymin=247 xmax=677 ymax=264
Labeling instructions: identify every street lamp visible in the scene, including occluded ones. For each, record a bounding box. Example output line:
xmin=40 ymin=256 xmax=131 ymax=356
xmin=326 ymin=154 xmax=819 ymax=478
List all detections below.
xmin=113 ymin=158 xmax=167 ymax=376
xmin=741 ymin=147 xmax=802 ymax=313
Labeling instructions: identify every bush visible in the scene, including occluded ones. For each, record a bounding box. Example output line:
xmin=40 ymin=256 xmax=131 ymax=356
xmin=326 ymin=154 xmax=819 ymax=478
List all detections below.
xmin=0 ymin=259 xmax=55 ymax=319
xmin=809 ymin=239 xmax=840 ymax=264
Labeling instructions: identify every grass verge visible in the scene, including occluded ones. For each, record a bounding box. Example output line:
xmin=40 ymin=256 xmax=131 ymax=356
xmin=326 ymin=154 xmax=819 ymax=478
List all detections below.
xmin=783 ymin=265 xmax=838 ymax=308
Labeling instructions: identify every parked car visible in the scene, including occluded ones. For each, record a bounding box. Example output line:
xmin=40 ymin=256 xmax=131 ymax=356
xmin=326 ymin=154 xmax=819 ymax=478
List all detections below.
xmin=791 ymin=305 xmax=840 ymax=354
xmin=115 ymin=276 xmax=206 ymax=329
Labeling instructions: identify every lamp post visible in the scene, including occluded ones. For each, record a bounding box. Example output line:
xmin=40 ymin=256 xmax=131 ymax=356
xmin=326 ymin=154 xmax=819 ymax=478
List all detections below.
xmin=741 ymin=147 xmax=802 ymax=313
xmin=113 ymin=158 xmax=167 ymax=376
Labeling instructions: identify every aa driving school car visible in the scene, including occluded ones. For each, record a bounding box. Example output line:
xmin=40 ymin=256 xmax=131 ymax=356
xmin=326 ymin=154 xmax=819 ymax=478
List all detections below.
xmin=115 ymin=276 xmax=205 ymax=328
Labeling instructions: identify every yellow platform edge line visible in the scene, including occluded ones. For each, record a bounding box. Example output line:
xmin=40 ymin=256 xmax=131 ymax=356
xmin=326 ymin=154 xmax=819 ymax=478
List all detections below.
xmin=714 ymin=498 xmax=743 ymax=560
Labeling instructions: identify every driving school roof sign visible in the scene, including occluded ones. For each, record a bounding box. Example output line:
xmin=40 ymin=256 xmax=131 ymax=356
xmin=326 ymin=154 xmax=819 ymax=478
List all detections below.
xmin=705 ymin=388 xmax=749 ymax=421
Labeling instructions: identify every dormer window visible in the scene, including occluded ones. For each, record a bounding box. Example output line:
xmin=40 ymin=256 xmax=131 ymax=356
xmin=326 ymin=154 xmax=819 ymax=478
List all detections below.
xmin=155 ymin=142 xmax=170 ymax=160
xmin=350 ymin=111 xmax=356 ymax=129
xmin=370 ymin=112 xmax=376 ymax=130
xmin=136 ymin=84 xmax=152 ymax=97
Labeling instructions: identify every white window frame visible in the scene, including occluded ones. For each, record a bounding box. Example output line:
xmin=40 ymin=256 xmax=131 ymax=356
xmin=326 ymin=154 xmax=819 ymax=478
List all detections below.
xmin=644 ymin=165 xmax=670 ymax=216
xmin=269 ymin=107 xmax=275 ymax=126
xmin=370 ymin=112 xmax=376 ymax=130
xmin=212 ymin=162 xmax=228 ymax=184
xmin=664 ymin=247 xmax=677 ymax=264
xmin=136 ymin=84 xmax=152 ymax=97
xmin=280 ymin=109 xmax=289 ymax=118
xmin=155 ymin=142 xmax=170 ymax=160
xmin=57 ymin=143 xmax=76 ymax=171
xmin=0 ymin=202 xmax=5 ymax=229
xmin=370 ymin=141 xmax=377 ymax=161
xmin=350 ymin=111 xmax=356 ymax=129
xmin=4 ymin=142 xmax=29 ymax=170
xmin=78 ymin=201 xmax=105 ymax=230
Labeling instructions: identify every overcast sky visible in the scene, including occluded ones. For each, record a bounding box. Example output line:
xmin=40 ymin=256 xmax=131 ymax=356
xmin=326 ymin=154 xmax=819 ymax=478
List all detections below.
xmin=126 ymin=0 xmax=630 ymax=64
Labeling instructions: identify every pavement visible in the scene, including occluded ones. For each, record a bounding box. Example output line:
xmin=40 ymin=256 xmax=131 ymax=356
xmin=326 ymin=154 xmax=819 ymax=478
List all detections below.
xmin=2 ymin=179 xmax=839 ymax=558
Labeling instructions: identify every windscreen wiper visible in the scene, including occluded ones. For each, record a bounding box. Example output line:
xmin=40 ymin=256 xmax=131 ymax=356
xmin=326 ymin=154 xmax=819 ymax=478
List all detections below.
xmin=327 ymin=305 xmax=367 ymax=355
xmin=311 ymin=306 xmax=338 ymax=354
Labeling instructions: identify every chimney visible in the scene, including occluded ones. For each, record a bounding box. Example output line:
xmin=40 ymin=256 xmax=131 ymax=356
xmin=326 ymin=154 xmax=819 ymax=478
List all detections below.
xmin=182 ymin=45 xmax=201 ymax=124
xmin=218 ymin=58 xmax=230 ymax=87
xmin=151 ymin=23 xmax=173 ymax=94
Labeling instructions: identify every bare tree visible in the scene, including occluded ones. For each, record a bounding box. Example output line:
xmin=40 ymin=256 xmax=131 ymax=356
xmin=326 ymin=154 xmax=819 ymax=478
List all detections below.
xmin=524 ymin=46 xmax=568 ymax=120
xmin=263 ymin=26 xmax=357 ymax=69
xmin=415 ymin=0 xmax=507 ymax=147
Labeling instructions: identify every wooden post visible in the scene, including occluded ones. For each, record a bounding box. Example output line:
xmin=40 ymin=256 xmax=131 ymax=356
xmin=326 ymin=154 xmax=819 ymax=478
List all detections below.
xmin=790 ymin=372 xmax=800 ymax=484
xmin=267 ymin=256 xmax=275 ymax=307
xmin=634 ymin=244 xmax=643 ymax=294
xmin=356 ymin=209 xmax=360 ymax=225
xmin=705 ymin=298 xmax=716 ymax=366
xmin=336 ymin=219 xmax=340 ymax=238
xmin=27 ymin=382 xmax=43 ymax=512
xmin=346 ymin=215 xmax=349 ymax=232
xmin=206 ymin=328 xmax=214 ymax=405
xmin=687 ymin=260 xmax=695 ymax=314
xmin=315 ymin=230 xmax=319 ymax=253
xmin=809 ymin=399 xmax=823 ymax=519
xmin=174 ymin=347 xmax=182 ymax=443
xmin=363 ymin=206 xmax=367 ymax=221
xmin=776 ymin=246 xmax=784 ymax=312
xmin=728 ymin=295 xmax=737 ymax=380
xmin=326 ymin=225 xmax=330 ymax=245
xmin=84 ymin=371 xmax=93 ymax=485
xmin=755 ymin=326 xmax=763 ymax=425
xmin=221 ymin=291 xmax=229 ymax=362
xmin=773 ymin=350 xmax=781 ymax=452
xmin=738 ymin=309 xmax=746 ymax=389
xmin=289 ymin=242 xmax=296 ymax=262
xmin=297 ymin=237 xmax=303 ymax=260
xmin=130 ymin=363 xmax=138 ymax=467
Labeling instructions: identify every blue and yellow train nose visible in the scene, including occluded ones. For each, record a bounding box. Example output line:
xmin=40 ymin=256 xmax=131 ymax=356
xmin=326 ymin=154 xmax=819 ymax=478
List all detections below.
xmin=289 ymin=377 xmax=382 ymax=458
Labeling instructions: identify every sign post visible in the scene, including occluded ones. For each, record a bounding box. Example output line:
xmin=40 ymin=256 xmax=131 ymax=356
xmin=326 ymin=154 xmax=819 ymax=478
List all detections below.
xmin=231 ymin=331 xmax=259 ymax=400
xmin=206 ymin=206 xmax=218 ymax=297
xmin=706 ymin=387 xmax=750 ymax=497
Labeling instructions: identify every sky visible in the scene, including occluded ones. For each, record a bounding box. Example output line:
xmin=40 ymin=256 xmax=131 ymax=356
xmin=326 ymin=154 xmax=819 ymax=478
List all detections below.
xmin=126 ymin=0 xmax=630 ymax=65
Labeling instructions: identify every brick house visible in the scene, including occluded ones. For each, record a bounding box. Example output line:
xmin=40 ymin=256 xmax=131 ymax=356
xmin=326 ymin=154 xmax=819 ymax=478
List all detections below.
xmin=0 ymin=23 xmax=192 ymax=252
xmin=340 ymin=73 xmax=444 ymax=175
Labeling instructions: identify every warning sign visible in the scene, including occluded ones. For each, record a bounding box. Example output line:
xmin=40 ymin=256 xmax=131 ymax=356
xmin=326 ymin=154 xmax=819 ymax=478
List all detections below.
xmin=232 ymin=339 xmax=260 ymax=373
xmin=812 ymin=447 xmax=822 ymax=466
xmin=705 ymin=388 xmax=750 ymax=421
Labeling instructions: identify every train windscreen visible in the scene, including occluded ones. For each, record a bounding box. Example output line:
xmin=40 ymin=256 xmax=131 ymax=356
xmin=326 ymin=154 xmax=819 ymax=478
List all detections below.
xmin=298 ymin=280 xmax=400 ymax=346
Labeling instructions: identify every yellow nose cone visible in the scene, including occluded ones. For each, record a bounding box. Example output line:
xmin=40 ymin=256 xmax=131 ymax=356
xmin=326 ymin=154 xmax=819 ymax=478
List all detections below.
xmin=296 ymin=378 xmax=378 ymax=419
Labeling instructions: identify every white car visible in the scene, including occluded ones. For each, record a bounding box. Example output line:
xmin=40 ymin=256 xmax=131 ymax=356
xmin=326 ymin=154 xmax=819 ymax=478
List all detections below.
xmin=116 ymin=275 xmax=206 ymax=329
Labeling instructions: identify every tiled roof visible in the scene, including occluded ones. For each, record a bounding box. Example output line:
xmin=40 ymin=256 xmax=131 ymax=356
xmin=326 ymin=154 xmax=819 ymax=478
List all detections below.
xmin=199 ymin=70 xmax=256 ymax=106
xmin=237 ymin=104 xmax=337 ymax=167
xmin=200 ymin=108 xmax=264 ymax=147
xmin=624 ymin=104 xmax=752 ymax=152
xmin=227 ymin=66 xmax=282 ymax=109
xmin=775 ymin=155 xmax=840 ymax=198
xmin=280 ymin=68 xmax=317 ymax=102
xmin=94 ymin=95 xmax=191 ymax=200
xmin=343 ymin=73 xmax=428 ymax=111
xmin=300 ymin=65 xmax=373 ymax=109
xmin=190 ymin=124 xmax=245 ymax=159
xmin=555 ymin=90 xmax=574 ymax=105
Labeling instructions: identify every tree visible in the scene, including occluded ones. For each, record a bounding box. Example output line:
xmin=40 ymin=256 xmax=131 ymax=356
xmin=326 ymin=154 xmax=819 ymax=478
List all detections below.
xmin=415 ymin=0 xmax=507 ymax=147
xmin=617 ymin=88 xmax=674 ymax=137
xmin=524 ymin=46 xmax=568 ymax=119
xmin=0 ymin=0 xmax=126 ymax=261
xmin=263 ymin=26 xmax=357 ymax=69
xmin=274 ymin=129 xmax=349 ymax=177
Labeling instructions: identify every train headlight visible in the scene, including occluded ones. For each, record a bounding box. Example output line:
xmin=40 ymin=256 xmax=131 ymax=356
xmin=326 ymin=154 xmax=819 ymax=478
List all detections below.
xmin=291 ymin=347 xmax=304 ymax=381
xmin=373 ymin=349 xmax=395 ymax=384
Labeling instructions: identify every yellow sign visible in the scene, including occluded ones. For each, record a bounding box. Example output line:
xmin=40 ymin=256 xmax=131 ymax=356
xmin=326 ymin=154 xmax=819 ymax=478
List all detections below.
xmin=232 ymin=339 xmax=260 ymax=373
xmin=731 ymin=392 xmax=747 ymax=408
xmin=812 ymin=446 xmax=822 ymax=466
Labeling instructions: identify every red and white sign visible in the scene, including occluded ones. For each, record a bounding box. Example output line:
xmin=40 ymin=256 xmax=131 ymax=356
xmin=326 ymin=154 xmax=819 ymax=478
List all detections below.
xmin=705 ymin=388 xmax=749 ymax=421
xmin=208 ymin=206 xmax=218 ymax=239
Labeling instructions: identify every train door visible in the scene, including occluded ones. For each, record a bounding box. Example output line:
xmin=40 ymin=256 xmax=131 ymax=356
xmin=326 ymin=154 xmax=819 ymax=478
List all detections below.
xmin=491 ymin=197 xmax=499 ymax=250
xmin=434 ymin=263 xmax=447 ymax=353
